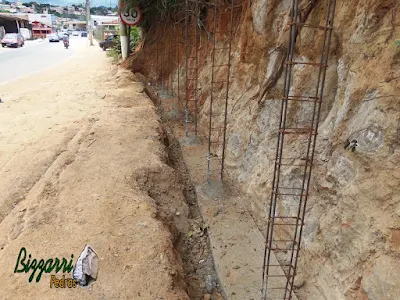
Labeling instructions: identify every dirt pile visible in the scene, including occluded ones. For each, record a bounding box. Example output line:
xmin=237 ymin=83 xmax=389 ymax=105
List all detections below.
xmin=130 ymin=0 xmax=400 ymax=299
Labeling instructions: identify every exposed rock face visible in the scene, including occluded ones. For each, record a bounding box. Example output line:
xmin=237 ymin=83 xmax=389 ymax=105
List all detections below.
xmin=135 ymin=0 xmax=400 ymax=298
xmin=214 ymin=1 xmax=400 ymax=299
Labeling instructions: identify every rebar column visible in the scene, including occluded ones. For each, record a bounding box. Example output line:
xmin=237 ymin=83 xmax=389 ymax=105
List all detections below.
xmin=194 ymin=0 xmax=199 ymax=135
xmin=177 ymin=44 xmax=181 ymax=111
xmin=220 ymin=0 xmax=235 ymax=181
xmin=206 ymin=1 xmax=218 ymax=179
xmin=261 ymin=1 xmax=337 ymax=299
xmin=184 ymin=0 xmax=190 ymax=136
xmin=184 ymin=0 xmax=199 ymax=137
xmin=206 ymin=0 xmax=236 ymax=181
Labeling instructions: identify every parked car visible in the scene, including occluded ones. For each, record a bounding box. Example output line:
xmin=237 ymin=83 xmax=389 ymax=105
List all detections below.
xmin=81 ymin=31 xmax=87 ymax=37
xmin=99 ymin=35 xmax=118 ymax=51
xmin=72 ymin=31 xmax=79 ymax=36
xmin=1 ymin=33 xmax=24 ymax=48
xmin=48 ymin=33 xmax=60 ymax=42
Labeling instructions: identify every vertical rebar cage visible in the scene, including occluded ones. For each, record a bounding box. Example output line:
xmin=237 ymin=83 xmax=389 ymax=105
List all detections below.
xmin=171 ymin=27 xmax=185 ymax=114
xmin=206 ymin=0 xmax=236 ymax=182
xmin=262 ymin=0 xmax=337 ymax=299
xmin=185 ymin=0 xmax=200 ymax=137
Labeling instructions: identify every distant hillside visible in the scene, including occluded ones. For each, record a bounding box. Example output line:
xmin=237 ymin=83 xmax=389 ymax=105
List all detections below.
xmin=28 ymin=0 xmax=117 ymax=7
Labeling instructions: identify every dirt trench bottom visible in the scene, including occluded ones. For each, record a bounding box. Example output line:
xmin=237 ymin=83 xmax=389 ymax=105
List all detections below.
xmin=138 ymin=83 xmax=273 ymax=300
xmin=133 ymin=107 xmax=224 ymax=299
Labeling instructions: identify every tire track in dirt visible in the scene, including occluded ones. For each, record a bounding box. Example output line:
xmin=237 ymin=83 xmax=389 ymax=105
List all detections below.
xmin=2 ymin=117 xmax=100 ymax=245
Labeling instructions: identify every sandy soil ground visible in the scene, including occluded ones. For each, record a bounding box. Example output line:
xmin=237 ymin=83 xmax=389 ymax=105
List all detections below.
xmin=0 ymin=44 xmax=190 ymax=299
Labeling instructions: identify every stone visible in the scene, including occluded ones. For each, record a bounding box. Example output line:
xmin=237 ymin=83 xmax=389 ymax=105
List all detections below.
xmin=294 ymin=272 xmax=305 ymax=288
xmin=362 ymin=256 xmax=400 ymax=300
xmin=232 ymin=265 xmax=240 ymax=270
xmin=203 ymin=294 xmax=211 ymax=300
xmin=252 ymin=0 xmax=268 ymax=34
xmin=326 ymin=153 xmax=356 ymax=187
xmin=205 ymin=274 xmax=218 ymax=293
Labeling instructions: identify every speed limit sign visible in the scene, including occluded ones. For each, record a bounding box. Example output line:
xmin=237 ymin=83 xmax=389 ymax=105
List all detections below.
xmin=120 ymin=5 xmax=142 ymax=26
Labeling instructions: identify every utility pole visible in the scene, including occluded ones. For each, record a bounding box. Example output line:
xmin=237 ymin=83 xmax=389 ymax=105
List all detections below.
xmin=118 ymin=0 xmax=128 ymax=60
xmin=86 ymin=0 xmax=93 ymax=46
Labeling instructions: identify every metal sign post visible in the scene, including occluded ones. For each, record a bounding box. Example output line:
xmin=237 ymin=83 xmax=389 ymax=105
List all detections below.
xmin=119 ymin=4 xmax=142 ymax=60
xmin=120 ymin=5 xmax=142 ymax=26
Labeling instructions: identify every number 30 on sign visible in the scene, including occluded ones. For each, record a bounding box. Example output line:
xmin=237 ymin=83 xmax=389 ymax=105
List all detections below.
xmin=120 ymin=5 xmax=142 ymax=26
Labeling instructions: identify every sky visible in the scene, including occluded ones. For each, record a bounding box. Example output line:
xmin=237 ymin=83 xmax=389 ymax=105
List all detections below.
xmin=33 ymin=0 xmax=118 ymax=7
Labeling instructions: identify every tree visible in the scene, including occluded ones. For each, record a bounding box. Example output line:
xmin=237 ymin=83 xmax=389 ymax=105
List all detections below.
xmin=49 ymin=10 xmax=61 ymax=17
xmin=90 ymin=6 xmax=109 ymax=16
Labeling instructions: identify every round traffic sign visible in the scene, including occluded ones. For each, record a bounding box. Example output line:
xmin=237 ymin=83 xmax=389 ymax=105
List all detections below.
xmin=120 ymin=5 xmax=142 ymax=26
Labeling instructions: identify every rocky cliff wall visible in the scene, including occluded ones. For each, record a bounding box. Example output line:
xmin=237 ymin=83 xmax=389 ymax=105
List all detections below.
xmin=131 ymin=1 xmax=400 ymax=299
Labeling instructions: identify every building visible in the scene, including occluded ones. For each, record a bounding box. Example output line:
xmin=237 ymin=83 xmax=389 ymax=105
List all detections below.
xmin=93 ymin=21 xmax=119 ymax=41
xmin=51 ymin=6 xmax=65 ymax=14
xmin=31 ymin=20 xmax=51 ymax=38
xmin=91 ymin=15 xmax=119 ymax=28
xmin=15 ymin=13 xmax=53 ymax=27
xmin=12 ymin=13 xmax=57 ymax=38
xmin=0 ymin=13 xmax=30 ymax=39
xmin=64 ymin=20 xmax=86 ymax=30
xmin=16 ymin=5 xmax=35 ymax=13
xmin=0 ymin=4 xmax=16 ymax=13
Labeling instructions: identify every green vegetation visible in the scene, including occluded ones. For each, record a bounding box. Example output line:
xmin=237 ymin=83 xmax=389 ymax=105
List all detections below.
xmin=32 ymin=2 xmax=50 ymax=11
xmin=107 ymin=35 xmax=122 ymax=61
xmin=72 ymin=4 xmax=84 ymax=10
xmin=90 ymin=6 xmax=108 ymax=16
xmin=49 ymin=10 xmax=61 ymax=17
xmin=22 ymin=2 xmax=35 ymax=7
xmin=129 ymin=26 xmax=141 ymax=50
xmin=90 ymin=6 xmax=118 ymax=16
xmin=48 ymin=9 xmax=86 ymax=21
xmin=107 ymin=27 xmax=142 ymax=61
xmin=123 ymin=0 xmax=182 ymax=31
xmin=18 ymin=2 xmax=115 ymax=20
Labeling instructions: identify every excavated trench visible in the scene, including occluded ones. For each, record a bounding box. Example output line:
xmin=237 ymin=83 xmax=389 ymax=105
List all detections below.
xmin=135 ymin=85 xmax=224 ymax=300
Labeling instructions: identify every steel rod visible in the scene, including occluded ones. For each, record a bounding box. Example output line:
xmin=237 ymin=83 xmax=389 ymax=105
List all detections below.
xmin=185 ymin=0 xmax=190 ymax=136
xmin=206 ymin=0 xmax=236 ymax=182
xmin=206 ymin=0 xmax=218 ymax=181
xmin=194 ymin=0 xmax=199 ymax=135
xmin=284 ymin=1 xmax=337 ymax=298
xmin=220 ymin=0 xmax=235 ymax=181
xmin=262 ymin=0 xmax=299 ymax=298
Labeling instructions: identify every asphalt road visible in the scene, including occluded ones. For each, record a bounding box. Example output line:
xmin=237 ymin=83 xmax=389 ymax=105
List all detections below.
xmin=0 ymin=36 xmax=88 ymax=85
